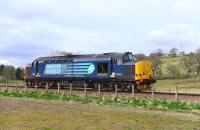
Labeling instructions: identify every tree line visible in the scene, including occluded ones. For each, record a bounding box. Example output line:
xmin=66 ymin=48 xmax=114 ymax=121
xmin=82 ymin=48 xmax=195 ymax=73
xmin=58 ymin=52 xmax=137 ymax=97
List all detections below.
xmin=0 ymin=65 xmax=24 ymax=81
xmin=180 ymin=50 xmax=200 ymax=75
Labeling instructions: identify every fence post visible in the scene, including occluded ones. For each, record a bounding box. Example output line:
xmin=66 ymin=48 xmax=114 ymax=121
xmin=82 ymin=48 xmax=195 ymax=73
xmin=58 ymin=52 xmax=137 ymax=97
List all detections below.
xmin=115 ymin=83 xmax=118 ymax=97
xmin=35 ymin=83 xmax=38 ymax=92
xmin=57 ymin=82 xmax=60 ymax=93
xmin=0 ymin=82 xmax=2 ymax=90
xmin=98 ymin=83 xmax=101 ymax=97
xmin=70 ymin=82 xmax=72 ymax=95
xmin=175 ymin=86 xmax=178 ymax=102
xmin=24 ymin=82 xmax=27 ymax=92
xmin=132 ymin=84 xmax=135 ymax=97
xmin=45 ymin=82 xmax=49 ymax=92
xmin=15 ymin=83 xmax=18 ymax=91
xmin=84 ymin=82 xmax=87 ymax=96
xmin=151 ymin=85 xmax=154 ymax=100
xmin=6 ymin=82 xmax=8 ymax=91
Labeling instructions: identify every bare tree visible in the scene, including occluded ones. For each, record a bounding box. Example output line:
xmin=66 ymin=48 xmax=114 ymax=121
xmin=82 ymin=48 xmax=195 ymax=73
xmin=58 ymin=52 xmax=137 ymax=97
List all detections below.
xmin=148 ymin=54 xmax=162 ymax=76
xmin=0 ymin=64 xmax=5 ymax=76
xmin=169 ymin=47 xmax=178 ymax=57
xmin=151 ymin=49 xmax=164 ymax=57
xmin=195 ymin=47 xmax=200 ymax=53
xmin=15 ymin=67 xmax=24 ymax=80
xmin=135 ymin=53 xmax=147 ymax=61
xmin=167 ymin=64 xmax=181 ymax=78
xmin=179 ymin=51 xmax=185 ymax=56
xmin=2 ymin=65 xmax=16 ymax=81
xmin=180 ymin=56 xmax=194 ymax=75
xmin=193 ymin=52 xmax=200 ymax=75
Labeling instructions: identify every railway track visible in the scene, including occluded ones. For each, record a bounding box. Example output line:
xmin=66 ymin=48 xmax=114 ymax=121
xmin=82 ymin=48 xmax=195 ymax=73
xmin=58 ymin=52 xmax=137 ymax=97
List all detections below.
xmin=1 ymin=85 xmax=200 ymax=103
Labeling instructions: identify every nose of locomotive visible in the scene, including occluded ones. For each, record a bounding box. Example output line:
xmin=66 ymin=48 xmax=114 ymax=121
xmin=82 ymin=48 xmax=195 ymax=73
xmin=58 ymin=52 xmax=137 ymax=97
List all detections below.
xmin=135 ymin=60 xmax=153 ymax=81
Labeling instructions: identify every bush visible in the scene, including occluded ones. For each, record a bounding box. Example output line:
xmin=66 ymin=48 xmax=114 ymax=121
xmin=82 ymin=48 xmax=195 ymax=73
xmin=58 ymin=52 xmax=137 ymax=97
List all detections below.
xmin=167 ymin=64 xmax=181 ymax=78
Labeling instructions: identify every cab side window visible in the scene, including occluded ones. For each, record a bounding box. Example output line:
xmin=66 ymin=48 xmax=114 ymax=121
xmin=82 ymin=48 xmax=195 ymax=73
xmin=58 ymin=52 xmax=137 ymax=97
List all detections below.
xmin=97 ymin=63 xmax=108 ymax=73
xmin=117 ymin=58 xmax=123 ymax=65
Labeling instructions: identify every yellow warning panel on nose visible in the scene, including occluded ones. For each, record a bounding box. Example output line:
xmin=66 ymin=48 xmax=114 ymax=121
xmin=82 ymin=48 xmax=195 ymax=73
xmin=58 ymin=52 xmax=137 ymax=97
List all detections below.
xmin=135 ymin=60 xmax=153 ymax=81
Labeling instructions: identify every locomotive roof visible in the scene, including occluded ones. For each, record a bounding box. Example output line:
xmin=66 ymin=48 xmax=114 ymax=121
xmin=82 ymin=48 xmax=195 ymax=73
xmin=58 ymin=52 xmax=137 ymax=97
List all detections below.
xmin=34 ymin=52 xmax=130 ymax=62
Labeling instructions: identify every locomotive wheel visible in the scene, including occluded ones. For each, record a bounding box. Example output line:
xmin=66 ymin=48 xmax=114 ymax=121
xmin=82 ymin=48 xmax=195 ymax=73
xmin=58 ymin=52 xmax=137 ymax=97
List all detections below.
xmin=93 ymin=83 xmax=98 ymax=91
xmin=26 ymin=81 xmax=32 ymax=87
xmin=49 ymin=82 xmax=56 ymax=88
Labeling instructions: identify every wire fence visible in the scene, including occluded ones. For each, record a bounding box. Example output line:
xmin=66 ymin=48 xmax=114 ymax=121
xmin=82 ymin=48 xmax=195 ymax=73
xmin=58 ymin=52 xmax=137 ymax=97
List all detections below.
xmin=0 ymin=81 xmax=200 ymax=103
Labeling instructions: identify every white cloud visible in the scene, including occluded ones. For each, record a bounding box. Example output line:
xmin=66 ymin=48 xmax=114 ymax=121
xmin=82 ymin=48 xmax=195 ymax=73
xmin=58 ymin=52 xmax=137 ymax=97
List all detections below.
xmin=172 ymin=0 xmax=200 ymax=14
xmin=0 ymin=0 xmax=199 ymax=66
xmin=146 ymin=23 xmax=200 ymax=52
xmin=0 ymin=59 xmax=10 ymax=65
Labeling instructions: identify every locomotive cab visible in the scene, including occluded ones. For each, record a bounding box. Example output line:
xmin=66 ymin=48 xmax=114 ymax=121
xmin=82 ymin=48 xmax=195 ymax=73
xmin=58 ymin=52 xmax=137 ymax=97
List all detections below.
xmin=121 ymin=52 xmax=155 ymax=90
xmin=31 ymin=60 xmax=39 ymax=78
xmin=122 ymin=52 xmax=135 ymax=63
xmin=135 ymin=60 xmax=156 ymax=90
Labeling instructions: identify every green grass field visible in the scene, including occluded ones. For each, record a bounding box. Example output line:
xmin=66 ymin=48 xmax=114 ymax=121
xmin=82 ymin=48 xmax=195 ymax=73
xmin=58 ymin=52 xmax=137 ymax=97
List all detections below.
xmin=154 ymin=78 xmax=200 ymax=93
xmin=159 ymin=55 xmax=199 ymax=76
xmin=0 ymin=97 xmax=200 ymax=130
xmin=154 ymin=56 xmax=200 ymax=93
xmin=160 ymin=56 xmax=185 ymax=74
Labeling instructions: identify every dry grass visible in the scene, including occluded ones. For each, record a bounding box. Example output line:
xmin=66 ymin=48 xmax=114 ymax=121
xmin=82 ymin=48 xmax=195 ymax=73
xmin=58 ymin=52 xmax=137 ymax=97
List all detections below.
xmin=0 ymin=97 xmax=200 ymax=130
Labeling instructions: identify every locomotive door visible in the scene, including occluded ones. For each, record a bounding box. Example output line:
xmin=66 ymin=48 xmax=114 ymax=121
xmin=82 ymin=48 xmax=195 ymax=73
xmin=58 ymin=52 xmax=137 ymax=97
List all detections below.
xmin=35 ymin=61 xmax=39 ymax=75
xmin=32 ymin=61 xmax=39 ymax=77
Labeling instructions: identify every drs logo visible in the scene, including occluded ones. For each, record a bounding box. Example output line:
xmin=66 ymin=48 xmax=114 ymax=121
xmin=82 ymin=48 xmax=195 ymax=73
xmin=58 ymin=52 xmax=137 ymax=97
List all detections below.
xmin=44 ymin=63 xmax=95 ymax=75
xmin=88 ymin=64 xmax=95 ymax=74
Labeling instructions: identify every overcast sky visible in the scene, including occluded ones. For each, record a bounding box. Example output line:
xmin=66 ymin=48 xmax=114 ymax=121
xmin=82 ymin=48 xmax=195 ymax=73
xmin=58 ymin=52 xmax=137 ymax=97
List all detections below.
xmin=0 ymin=0 xmax=200 ymax=67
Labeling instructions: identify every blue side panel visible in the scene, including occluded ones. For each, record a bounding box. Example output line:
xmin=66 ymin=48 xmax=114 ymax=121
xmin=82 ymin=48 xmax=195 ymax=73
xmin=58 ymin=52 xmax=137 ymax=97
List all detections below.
xmin=44 ymin=64 xmax=62 ymax=75
xmin=30 ymin=59 xmax=114 ymax=80
xmin=114 ymin=65 xmax=124 ymax=78
xmin=29 ymin=59 xmax=134 ymax=82
xmin=40 ymin=61 xmax=101 ymax=79
xmin=43 ymin=63 xmax=95 ymax=76
xmin=38 ymin=63 xmax=45 ymax=77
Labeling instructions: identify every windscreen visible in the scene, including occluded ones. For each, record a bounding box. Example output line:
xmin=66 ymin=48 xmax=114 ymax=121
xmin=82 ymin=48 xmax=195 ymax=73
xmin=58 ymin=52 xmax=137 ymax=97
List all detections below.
xmin=123 ymin=53 xmax=135 ymax=63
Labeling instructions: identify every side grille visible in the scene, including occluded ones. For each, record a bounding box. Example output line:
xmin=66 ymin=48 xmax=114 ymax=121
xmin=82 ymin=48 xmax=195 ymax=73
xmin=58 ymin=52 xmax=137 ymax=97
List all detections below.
xmin=123 ymin=65 xmax=133 ymax=78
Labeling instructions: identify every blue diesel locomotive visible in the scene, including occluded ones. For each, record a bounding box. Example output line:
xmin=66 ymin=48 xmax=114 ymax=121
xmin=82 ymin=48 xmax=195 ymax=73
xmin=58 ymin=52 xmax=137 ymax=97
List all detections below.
xmin=24 ymin=52 xmax=155 ymax=91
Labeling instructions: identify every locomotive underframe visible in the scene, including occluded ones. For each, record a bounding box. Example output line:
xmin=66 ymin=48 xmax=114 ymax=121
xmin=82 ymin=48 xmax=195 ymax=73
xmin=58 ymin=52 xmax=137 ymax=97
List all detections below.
xmin=25 ymin=77 xmax=138 ymax=91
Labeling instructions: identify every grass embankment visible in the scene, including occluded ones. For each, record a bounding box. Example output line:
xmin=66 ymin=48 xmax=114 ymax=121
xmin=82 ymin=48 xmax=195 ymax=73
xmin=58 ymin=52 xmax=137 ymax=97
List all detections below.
xmin=160 ymin=56 xmax=184 ymax=74
xmin=153 ymin=56 xmax=200 ymax=93
xmin=155 ymin=78 xmax=200 ymax=93
xmin=0 ymin=90 xmax=200 ymax=112
xmin=0 ymin=97 xmax=200 ymax=130
xmin=159 ymin=55 xmax=200 ymax=77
